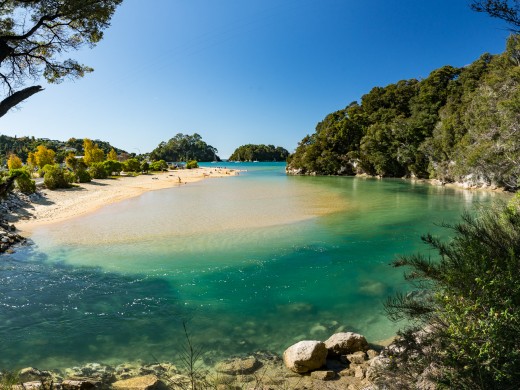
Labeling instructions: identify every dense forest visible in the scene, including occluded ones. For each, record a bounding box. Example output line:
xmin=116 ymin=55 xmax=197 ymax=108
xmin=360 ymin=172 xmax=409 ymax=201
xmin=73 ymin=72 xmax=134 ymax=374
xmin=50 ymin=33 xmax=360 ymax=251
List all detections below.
xmin=149 ymin=133 xmax=220 ymax=162
xmin=287 ymin=34 xmax=520 ymax=190
xmin=229 ymin=144 xmax=289 ymax=162
xmin=0 ymin=135 xmax=126 ymax=165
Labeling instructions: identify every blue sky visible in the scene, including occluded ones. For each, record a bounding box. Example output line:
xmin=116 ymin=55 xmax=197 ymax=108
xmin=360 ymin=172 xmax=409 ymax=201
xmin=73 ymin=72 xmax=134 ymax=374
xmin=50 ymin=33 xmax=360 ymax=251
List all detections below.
xmin=0 ymin=0 xmax=512 ymax=158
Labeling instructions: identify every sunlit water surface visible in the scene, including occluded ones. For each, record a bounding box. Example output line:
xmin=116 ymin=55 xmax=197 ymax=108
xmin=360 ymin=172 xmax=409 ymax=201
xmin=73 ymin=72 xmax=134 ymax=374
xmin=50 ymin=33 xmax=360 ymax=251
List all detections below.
xmin=0 ymin=162 xmax=505 ymax=369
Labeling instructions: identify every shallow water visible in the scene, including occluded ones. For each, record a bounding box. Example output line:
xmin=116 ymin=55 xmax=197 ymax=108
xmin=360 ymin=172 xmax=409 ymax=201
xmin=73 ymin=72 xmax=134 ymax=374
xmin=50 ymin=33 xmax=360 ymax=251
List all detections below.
xmin=0 ymin=163 xmax=504 ymax=369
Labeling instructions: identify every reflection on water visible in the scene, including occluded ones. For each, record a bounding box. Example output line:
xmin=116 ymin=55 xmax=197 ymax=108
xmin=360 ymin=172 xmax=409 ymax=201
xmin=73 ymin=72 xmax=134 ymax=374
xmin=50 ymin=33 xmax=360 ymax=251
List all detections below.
xmin=0 ymin=163 xmax=507 ymax=369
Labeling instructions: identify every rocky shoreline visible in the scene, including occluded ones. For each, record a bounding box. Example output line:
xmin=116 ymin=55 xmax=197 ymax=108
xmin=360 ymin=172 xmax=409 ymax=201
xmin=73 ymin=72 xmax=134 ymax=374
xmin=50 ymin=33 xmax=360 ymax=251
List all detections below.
xmin=1 ymin=331 xmax=395 ymax=390
xmin=0 ymin=190 xmax=40 ymax=254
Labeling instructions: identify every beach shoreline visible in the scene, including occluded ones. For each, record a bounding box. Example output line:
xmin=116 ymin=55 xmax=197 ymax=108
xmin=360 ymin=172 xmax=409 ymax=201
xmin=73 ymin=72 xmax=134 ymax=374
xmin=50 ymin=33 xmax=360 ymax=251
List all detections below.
xmin=15 ymin=167 xmax=239 ymax=234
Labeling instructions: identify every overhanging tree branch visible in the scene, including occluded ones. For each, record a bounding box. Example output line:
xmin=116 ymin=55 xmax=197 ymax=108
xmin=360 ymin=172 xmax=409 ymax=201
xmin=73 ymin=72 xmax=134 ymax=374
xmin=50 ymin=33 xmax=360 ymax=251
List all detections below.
xmin=0 ymin=84 xmax=42 ymax=117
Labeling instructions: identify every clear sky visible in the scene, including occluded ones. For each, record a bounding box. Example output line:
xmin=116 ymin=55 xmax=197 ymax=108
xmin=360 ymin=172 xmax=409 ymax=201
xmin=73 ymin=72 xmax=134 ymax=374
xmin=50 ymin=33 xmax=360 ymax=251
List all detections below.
xmin=0 ymin=0 xmax=512 ymax=158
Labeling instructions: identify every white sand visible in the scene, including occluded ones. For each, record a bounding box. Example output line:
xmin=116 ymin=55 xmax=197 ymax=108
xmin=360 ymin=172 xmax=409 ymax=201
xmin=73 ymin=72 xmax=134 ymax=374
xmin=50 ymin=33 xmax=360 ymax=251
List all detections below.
xmin=16 ymin=167 xmax=238 ymax=234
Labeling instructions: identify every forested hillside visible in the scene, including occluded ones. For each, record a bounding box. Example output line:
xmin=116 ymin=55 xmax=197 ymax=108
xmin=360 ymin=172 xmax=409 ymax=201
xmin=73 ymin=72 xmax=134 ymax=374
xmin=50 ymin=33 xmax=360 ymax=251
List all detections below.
xmin=229 ymin=144 xmax=289 ymax=161
xmin=0 ymin=135 xmax=126 ymax=165
xmin=287 ymin=35 xmax=520 ymax=190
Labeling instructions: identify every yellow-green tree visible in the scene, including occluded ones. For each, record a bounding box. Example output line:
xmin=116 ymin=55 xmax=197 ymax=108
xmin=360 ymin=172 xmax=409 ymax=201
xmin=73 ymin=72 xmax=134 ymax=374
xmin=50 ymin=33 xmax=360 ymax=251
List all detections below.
xmin=29 ymin=145 xmax=56 ymax=169
xmin=83 ymin=139 xmax=105 ymax=165
xmin=107 ymin=148 xmax=118 ymax=161
xmin=7 ymin=154 xmax=22 ymax=170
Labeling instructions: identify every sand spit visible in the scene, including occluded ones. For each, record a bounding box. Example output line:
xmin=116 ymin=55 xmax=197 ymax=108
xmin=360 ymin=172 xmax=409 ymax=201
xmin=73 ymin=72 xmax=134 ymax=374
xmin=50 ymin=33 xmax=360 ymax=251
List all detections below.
xmin=16 ymin=167 xmax=239 ymax=234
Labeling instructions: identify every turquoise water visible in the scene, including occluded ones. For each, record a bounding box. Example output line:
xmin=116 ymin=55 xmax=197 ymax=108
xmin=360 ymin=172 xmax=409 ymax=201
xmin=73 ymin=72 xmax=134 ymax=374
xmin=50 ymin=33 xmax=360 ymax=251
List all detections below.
xmin=0 ymin=163 xmax=504 ymax=369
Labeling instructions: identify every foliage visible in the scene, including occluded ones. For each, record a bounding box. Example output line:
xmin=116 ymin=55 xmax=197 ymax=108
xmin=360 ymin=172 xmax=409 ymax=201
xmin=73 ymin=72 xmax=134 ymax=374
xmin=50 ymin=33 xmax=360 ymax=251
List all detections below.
xmin=107 ymin=148 xmax=118 ymax=161
xmin=0 ymin=369 xmax=20 ymax=390
xmin=288 ymin=35 xmax=520 ymax=189
xmin=471 ymin=0 xmax=520 ymax=31
xmin=42 ymin=164 xmax=71 ymax=190
xmin=383 ymin=196 xmax=520 ymax=389
xmin=9 ymin=167 xmax=35 ymax=194
xmin=140 ymin=161 xmax=149 ymax=173
xmin=123 ymin=158 xmax=140 ymax=173
xmin=186 ymin=160 xmax=199 ymax=169
xmin=27 ymin=145 xmax=56 ymax=169
xmin=150 ymin=133 xmax=219 ymax=162
xmin=0 ymin=134 xmax=126 ymax=164
xmin=229 ymin=144 xmax=289 ymax=162
xmin=83 ymin=138 xmax=105 ymax=165
xmin=102 ymin=159 xmax=122 ymax=176
xmin=76 ymin=168 xmax=91 ymax=183
xmin=88 ymin=162 xmax=108 ymax=179
xmin=0 ymin=0 xmax=122 ymax=117
xmin=150 ymin=160 xmax=168 ymax=171
xmin=6 ymin=154 xmax=21 ymax=170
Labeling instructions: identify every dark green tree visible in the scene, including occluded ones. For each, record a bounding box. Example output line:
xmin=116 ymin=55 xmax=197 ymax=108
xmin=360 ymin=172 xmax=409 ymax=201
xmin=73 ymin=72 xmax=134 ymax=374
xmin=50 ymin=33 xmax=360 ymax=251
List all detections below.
xmin=0 ymin=0 xmax=122 ymax=117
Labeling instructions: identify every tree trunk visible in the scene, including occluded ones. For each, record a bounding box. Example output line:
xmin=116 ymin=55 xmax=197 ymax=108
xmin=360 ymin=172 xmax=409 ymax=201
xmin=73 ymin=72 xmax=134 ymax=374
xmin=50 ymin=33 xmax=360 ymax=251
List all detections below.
xmin=0 ymin=85 xmax=44 ymax=118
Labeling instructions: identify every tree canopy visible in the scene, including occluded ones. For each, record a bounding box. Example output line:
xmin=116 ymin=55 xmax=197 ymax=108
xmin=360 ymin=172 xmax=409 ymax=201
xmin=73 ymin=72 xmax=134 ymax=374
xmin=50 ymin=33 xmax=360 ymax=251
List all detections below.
xmin=150 ymin=133 xmax=220 ymax=162
xmin=287 ymin=34 xmax=520 ymax=190
xmin=471 ymin=0 xmax=520 ymax=30
xmin=0 ymin=0 xmax=122 ymax=117
xmin=229 ymin=144 xmax=289 ymax=162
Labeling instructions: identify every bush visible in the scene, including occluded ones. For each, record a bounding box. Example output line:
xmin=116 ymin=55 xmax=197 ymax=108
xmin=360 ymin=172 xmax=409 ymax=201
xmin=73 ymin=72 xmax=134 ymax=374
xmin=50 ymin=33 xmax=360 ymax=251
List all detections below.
xmin=43 ymin=165 xmax=71 ymax=190
xmin=150 ymin=160 xmax=168 ymax=171
xmin=89 ymin=162 xmax=108 ymax=179
xmin=383 ymin=195 xmax=520 ymax=389
xmin=123 ymin=158 xmax=140 ymax=173
xmin=103 ymin=160 xmax=122 ymax=176
xmin=9 ymin=167 xmax=35 ymax=194
xmin=76 ymin=169 xmax=91 ymax=183
xmin=140 ymin=161 xmax=149 ymax=173
xmin=186 ymin=160 xmax=199 ymax=169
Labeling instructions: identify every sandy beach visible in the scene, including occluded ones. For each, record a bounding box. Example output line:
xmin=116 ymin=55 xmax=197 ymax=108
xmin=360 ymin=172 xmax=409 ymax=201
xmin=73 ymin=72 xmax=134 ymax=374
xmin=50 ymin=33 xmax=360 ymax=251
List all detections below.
xmin=16 ymin=167 xmax=239 ymax=234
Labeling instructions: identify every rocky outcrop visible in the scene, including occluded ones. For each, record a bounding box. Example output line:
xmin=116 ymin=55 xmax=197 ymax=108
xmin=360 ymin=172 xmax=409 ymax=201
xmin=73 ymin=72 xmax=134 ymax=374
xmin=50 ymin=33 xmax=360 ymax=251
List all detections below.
xmin=283 ymin=340 xmax=328 ymax=373
xmin=325 ymin=331 xmax=369 ymax=356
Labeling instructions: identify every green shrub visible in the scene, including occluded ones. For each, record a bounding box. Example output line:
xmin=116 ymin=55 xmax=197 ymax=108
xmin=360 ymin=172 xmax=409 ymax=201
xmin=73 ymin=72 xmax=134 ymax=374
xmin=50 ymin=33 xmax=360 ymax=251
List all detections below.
xmin=384 ymin=196 xmax=520 ymax=389
xmin=43 ymin=165 xmax=71 ymax=190
xmin=186 ymin=160 xmax=199 ymax=169
xmin=9 ymin=167 xmax=36 ymax=194
xmin=102 ymin=160 xmax=122 ymax=176
xmin=123 ymin=158 xmax=140 ymax=173
xmin=76 ymin=169 xmax=91 ymax=183
xmin=150 ymin=160 xmax=168 ymax=171
xmin=89 ymin=162 xmax=108 ymax=179
xmin=140 ymin=161 xmax=149 ymax=173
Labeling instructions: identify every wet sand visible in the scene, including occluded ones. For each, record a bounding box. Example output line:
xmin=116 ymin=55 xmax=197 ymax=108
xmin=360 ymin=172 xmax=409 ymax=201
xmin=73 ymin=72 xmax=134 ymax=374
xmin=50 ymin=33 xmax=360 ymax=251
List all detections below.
xmin=16 ymin=167 xmax=238 ymax=234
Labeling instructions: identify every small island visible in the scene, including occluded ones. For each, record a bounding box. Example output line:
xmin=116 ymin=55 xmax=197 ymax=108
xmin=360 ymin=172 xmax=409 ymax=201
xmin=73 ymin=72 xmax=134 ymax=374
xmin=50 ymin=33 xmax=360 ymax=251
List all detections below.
xmin=228 ymin=144 xmax=289 ymax=162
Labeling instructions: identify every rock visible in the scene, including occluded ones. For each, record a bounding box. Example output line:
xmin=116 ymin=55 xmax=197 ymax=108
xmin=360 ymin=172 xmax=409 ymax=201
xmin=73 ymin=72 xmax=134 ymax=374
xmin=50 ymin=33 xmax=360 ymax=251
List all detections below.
xmin=18 ymin=367 xmax=50 ymax=383
xmin=325 ymin=332 xmax=368 ymax=356
xmin=283 ymin=340 xmax=327 ymax=374
xmin=354 ymin=365 xmax=365 ymax=379
xmin=367 ymin=349 xmax=379 ymax=360
xmin=365 ymin=356 xmax=390 ymax=382
xmin=310 ymin=370 xmax=336 ymax=381
xmin=346 ymin=351 xmax=367 ymax=364
xmin=216 ymin=356 xmax=261 ymax=375
xmin=62 ymin=378 xmax=101 ymax=389
xmin=112 ymin=374 xmax=168 ymax=390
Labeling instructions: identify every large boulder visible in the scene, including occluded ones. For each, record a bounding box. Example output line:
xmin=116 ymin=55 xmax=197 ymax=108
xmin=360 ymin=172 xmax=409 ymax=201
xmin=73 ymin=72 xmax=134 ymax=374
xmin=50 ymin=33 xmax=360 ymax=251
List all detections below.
xmin=325 ymin=332 xmax=368 ymax=356
xmin=283 ymin=340 xmax=327 ymax=373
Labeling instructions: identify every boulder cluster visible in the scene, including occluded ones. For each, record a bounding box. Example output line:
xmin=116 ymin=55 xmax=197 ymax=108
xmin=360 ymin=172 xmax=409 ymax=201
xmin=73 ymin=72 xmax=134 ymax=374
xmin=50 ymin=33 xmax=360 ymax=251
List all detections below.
xmin=282 ymin=331 xmax=387 ymax=389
